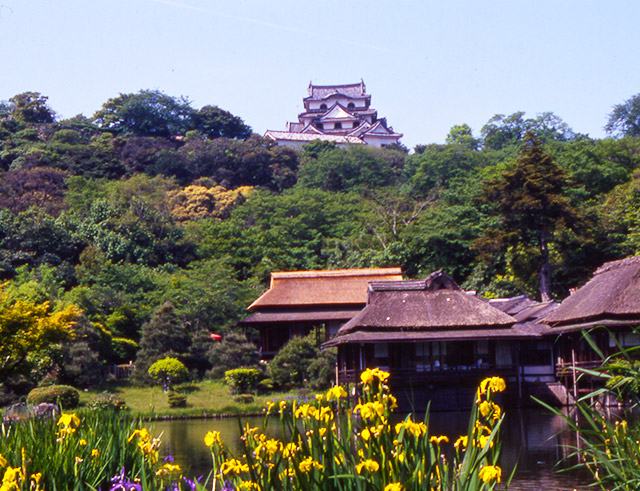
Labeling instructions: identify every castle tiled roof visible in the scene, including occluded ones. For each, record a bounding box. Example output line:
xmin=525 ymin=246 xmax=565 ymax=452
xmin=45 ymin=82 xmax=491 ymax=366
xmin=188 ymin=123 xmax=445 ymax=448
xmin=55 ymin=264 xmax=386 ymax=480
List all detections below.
xmin=263 ymin=131 xmax=364 ymax=144
xmin=319 ymin=103 xmax=358 ymax=121
xmin=286 ymin=122 xmax=304 ymax=132
xmin=361 ymin=120 xmax=403 ymax=138
xmin=307 ymin=81 xmax=366 ymax=99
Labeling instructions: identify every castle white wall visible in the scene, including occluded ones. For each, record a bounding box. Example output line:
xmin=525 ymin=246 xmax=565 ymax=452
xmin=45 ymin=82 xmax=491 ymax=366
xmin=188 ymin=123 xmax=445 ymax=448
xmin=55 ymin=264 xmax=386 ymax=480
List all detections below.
xmin=362 ymin=134 xmax=401 ymax=147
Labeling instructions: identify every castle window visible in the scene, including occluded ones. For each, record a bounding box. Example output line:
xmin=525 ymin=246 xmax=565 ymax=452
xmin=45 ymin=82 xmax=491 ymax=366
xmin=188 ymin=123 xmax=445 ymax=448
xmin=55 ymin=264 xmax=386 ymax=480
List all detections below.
xmin=335 ymin=122 xmax=342 ymax=129
xmin=347 ymin=102 xmax=355 ymax=109
xmin=320 ymin=103 xmax=327 ymax=110
xmin=316 ymin=123 xmax=323 ymax=130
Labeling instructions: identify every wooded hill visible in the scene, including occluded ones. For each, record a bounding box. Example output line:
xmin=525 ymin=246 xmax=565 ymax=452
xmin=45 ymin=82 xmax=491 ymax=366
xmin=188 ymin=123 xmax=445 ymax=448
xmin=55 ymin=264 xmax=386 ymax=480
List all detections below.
xmin=1 ymin=89 xmax=639 ymax=400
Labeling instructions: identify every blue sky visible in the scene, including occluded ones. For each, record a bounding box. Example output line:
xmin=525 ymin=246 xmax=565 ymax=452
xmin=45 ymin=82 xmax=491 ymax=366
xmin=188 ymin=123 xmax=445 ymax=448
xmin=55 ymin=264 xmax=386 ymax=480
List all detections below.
xmin=1 ymin=0 xmax=639 ymax=149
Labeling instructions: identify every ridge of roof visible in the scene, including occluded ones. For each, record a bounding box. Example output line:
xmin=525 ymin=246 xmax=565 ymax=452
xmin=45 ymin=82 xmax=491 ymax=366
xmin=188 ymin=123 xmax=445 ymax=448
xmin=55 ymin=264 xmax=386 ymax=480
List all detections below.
xmin=272 ymin=267 xmax=402 ymax=280
xmin=309 ymin=82 xmax=364 ymax=89
xmin=595 ymin=255 xmax=640 ymax=275
xmin=369 ymin=270 xmax=460 ymax=292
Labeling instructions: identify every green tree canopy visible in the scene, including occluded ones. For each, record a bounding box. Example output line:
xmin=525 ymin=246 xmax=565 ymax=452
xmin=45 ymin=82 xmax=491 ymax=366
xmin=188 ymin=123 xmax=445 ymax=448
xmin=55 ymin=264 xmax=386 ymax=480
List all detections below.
xmin=297 ymin=145 xmax=404 ymax=192
xmin=606 ymin=93 xmax=640 ymax=138
xmin=405 ymin=143 xmax=486 ymax=196
xmin=93 ymin=90 xmax=194 ymax=137
xmin=476 ymin=132 xmax=578 ymax=300
xmin=192 ymin=105 xmax=252 ymax=139
xmin=445 ymin=124 xmax=479 ymax=150
xmin=481 ymin=111 xmax=575 ymax=150
xmin=135 ymin=301 xmax=190 ymax=379
xmin=7 ymin=92 xmax=56 ymax=124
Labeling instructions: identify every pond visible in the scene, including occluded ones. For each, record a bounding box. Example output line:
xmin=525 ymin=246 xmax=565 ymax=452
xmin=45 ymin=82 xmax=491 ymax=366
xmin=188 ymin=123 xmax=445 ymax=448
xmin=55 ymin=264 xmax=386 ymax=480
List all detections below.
xmin=152 ymin=408 xmax=590 ymax=490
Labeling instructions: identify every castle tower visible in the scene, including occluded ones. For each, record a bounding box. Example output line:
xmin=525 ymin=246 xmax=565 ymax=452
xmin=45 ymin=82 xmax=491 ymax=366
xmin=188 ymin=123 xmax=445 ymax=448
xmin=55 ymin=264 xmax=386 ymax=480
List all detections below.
xmin=264 ymin=80 xmax=402 ymax=149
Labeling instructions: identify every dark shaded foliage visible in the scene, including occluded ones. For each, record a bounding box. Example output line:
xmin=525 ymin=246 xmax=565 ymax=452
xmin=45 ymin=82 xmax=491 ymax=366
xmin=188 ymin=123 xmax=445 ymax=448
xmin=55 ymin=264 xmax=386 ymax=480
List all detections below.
xmin=134 ymin=302 xmax=190 ymax=380
xmin=0 ymin=167 xmax=68 ymax=215
xmin=192 ymin=105 xmax=252 ymax=139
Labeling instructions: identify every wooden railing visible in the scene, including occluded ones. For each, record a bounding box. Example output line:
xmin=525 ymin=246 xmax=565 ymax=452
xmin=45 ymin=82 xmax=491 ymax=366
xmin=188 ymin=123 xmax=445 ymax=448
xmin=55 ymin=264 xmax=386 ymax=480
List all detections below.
xmin=555 ymin=360 xmax=601 ymax=377
xmin=337 ymin=366 xmax=518 ymax=385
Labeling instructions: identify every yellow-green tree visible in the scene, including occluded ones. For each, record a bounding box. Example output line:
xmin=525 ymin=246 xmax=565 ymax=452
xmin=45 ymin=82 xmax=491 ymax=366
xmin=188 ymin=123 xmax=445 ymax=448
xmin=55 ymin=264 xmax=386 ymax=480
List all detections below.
xmin=0 ymin=284 xmax=81 ymax=389
xmin=168 ymin=182 xmax=253 ymax=221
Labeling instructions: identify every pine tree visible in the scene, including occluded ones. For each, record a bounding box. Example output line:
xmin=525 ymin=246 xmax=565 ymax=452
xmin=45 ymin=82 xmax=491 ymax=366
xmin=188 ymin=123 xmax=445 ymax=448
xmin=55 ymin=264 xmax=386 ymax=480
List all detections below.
xmin=478 ymin=132 xmax=577 ymax=301
xmin=206 ymin=331 xmax=259 ymax=378
xmin=134 ymin=302 xmax=190 ymax=379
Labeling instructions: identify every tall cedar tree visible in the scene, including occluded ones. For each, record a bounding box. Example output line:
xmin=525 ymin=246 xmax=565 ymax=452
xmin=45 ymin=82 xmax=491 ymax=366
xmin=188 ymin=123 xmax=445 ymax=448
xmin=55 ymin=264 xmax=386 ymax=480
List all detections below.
xmin=478 ymin=132 xmax=577 ymax=301
xmin=134 ymin=301 xmax=190 ymax=379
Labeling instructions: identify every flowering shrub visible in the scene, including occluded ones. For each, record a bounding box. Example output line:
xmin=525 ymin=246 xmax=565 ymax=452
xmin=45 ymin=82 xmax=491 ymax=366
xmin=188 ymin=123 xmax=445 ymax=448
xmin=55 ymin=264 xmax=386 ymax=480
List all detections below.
xmin=0 ymin=410 xmax=165 ymax=490
xmin=0 ymin=369 xmax=508 ymax=490
xmin=205 ymin=369 xmax=508 ymax=490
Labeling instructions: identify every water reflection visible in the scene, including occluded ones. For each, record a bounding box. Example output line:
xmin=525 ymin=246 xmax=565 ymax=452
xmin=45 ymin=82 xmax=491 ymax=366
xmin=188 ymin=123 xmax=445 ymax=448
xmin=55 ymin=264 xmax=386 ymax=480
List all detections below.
xmin=152 ymin=408 xmax=590 ymax=490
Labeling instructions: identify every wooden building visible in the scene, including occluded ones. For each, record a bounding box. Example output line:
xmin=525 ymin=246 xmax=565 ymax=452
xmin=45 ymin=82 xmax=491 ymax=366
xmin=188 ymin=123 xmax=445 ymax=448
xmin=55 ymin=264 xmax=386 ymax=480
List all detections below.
xmin=240 ymin=268 xmax=403 ymax=358
xmin=323 ymin=257 xmax=640 ymax=406
xmin=324 ymin=271 xmax=559 ymax=401
xmin=543 ymin=256 xmax=640 ymax=401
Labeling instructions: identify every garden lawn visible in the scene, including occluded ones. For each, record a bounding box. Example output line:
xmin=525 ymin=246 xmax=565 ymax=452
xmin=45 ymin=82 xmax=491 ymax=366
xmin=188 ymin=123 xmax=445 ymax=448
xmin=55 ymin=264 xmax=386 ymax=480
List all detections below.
xmin=79 ymin=379 xmax=296 ymax=419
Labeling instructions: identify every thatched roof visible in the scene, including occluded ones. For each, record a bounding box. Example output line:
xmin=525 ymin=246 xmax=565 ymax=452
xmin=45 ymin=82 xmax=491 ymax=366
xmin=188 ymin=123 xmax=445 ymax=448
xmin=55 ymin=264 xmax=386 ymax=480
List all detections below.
xmin=240 ymin=307 xmax=363 ymax=325
xmin=248 ymin=268 xmax=403 ymax=310
xmin=489 ymin=295 xmax=558 ymax=329
xmin=325 ymin=271 xmax=519 ymax=346
xmin=323 ymin=324 xmax=546 ymax=346
xmin=544 ymin=256 xmax=640 ymax=330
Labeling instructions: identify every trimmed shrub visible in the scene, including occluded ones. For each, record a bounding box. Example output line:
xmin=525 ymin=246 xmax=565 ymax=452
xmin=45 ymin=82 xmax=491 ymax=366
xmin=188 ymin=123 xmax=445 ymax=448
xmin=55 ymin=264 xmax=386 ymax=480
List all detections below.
xmin=87 ymin=393 xmax=128 ymax=411
xmin=268 ymin=334 xmax=318 ymax=388
xmin=167 ymin=391 xmax=187 ymax=408
xmin=257 ymin=378 xmax=274 ymax=394
xmin=307 ymin=347 xmax=337 ymax=390
xmin=206 ymin=331 xmax=260 ymax=379
xmin=232 ymin=394 xmax=254 ymax=404
xmin=148 ymin=357 xmax=189 ymax=391
xmin=224 ymin=367 xmax=262 ymax=394
xmin=27 ymin=385 xmax=80 ymax=409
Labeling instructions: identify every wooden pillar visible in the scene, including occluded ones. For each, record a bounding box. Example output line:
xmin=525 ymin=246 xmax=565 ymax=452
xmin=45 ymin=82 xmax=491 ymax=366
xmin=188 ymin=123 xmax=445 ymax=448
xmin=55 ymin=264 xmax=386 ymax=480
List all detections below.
xmin=571 ymin=347 xmax=578 ymax=403
xmin=516 ymin=342 xmax=523 ymax=404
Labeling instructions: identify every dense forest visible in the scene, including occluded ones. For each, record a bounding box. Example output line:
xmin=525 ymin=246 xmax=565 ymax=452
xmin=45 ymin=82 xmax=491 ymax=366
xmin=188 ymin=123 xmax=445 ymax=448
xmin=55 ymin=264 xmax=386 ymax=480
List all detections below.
xmin=1 ymin=89 xmax=639 ymax=401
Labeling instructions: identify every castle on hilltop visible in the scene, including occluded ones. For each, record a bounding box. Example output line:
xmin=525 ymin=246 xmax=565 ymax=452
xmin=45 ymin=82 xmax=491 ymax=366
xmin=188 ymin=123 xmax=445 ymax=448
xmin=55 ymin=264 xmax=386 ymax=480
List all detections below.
xmin=264 ymin=80 xmax=402 ymax=149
